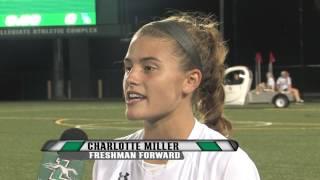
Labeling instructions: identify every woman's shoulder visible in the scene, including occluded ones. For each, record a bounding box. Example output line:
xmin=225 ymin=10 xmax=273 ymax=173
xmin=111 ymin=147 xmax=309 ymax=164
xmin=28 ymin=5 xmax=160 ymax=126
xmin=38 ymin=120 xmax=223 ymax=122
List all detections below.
xmin=221 ymin=148 xmax=260 ymax=179
xmin=195 ymin=122 xmax=260 ymax=179
xmin=200 ymin=146 xmax=259 ymax=180
xmin=193 ymin=120 xmax=227 ymax=139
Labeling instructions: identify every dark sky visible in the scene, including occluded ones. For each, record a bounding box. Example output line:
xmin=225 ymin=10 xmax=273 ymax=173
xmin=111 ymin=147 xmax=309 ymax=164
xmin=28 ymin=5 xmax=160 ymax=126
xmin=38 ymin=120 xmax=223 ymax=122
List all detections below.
xmin=0 ymin=0 xmax=319 ymax=99
xmin=1 ymin=0 xmax=319 ymax=66
xmin=123 ymin=0 xmax=320 ymax=66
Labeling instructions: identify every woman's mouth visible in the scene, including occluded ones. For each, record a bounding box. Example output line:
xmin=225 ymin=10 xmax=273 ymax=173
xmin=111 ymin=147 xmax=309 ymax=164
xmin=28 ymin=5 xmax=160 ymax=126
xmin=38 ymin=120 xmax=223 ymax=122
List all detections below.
xmin=126 ymin=92 xmax=147 ymax=105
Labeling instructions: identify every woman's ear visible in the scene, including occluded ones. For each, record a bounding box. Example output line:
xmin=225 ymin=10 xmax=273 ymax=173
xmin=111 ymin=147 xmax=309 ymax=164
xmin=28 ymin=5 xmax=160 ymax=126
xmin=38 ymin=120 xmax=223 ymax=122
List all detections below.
xmin=182 ymin=69 xmax=202 ymax=95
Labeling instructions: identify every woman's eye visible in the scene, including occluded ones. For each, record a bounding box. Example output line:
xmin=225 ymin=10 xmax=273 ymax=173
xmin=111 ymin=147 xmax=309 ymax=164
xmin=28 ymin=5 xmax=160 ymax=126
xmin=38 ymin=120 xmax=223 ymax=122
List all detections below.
xmin=144 ymin=65 xmax=156 ymax=72
xmin=124 ymin=65 xmax=132 ymax=72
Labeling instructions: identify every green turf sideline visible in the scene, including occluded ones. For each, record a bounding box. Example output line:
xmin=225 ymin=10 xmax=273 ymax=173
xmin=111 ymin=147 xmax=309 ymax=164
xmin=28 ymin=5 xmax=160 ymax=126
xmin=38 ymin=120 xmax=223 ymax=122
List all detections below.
xmin=0 ymin=101 xmax=319 ymax=179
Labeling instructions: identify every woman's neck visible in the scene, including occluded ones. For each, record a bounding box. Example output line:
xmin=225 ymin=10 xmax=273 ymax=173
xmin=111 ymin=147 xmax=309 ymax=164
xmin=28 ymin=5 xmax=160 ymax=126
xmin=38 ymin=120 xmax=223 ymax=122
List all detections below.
xmin=143 ymin=103 xmax=195 ymax=140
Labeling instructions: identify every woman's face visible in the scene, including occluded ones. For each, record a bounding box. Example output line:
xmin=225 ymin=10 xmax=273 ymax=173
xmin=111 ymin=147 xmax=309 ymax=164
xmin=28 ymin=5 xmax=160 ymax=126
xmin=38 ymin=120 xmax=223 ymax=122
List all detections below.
xmin=123 ymin=35 xmax=187 ymax=121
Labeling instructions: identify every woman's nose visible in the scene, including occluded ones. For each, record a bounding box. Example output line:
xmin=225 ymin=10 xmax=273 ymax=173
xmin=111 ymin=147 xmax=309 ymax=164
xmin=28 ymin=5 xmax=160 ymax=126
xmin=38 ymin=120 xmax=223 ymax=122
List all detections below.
xmin=125 ymin=66 xmax=141 ymax=86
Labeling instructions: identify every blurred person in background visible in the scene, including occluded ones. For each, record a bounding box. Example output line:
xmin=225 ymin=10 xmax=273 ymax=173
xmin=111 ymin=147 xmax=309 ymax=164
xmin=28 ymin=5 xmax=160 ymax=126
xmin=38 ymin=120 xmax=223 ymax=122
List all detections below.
xmin=276 ymin=70 xmax=304 ymax=103
xmin=256 ymin=72 xmax=275 ymax=93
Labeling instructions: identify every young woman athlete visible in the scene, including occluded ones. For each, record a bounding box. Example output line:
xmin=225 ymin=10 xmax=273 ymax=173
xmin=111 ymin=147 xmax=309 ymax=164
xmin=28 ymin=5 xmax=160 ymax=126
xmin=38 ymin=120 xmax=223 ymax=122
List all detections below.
xmin=93 ymin=13 xmax=260 ymax=180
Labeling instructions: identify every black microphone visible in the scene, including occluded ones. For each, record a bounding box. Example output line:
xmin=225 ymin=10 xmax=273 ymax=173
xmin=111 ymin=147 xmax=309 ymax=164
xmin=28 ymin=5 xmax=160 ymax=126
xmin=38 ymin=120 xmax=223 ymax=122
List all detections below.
xmin=37 ymin=128 xmax=88 ymax=180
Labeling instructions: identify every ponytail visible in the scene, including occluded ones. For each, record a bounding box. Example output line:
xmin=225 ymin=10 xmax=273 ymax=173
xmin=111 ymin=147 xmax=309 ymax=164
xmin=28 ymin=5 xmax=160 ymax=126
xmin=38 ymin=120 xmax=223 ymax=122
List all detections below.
xmin=197 ymin=63 xmax=232 ymax=137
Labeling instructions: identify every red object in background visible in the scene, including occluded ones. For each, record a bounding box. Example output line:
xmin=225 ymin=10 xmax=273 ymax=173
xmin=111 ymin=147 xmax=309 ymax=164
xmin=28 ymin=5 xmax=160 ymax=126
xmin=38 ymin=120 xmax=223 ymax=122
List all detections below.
xmin=255 ymin=52 xmax=263 ymax=64
xmin=269 ymin=51 xmax=276 ymax=63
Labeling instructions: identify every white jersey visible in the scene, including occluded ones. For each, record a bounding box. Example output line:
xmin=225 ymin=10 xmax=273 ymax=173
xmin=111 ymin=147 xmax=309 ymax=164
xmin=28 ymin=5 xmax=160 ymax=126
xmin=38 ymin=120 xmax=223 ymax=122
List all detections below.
xmin=267 ymin=77 xmax=275 ymax=90
xmin=93 ymin=121 xmax=260 ymax=180
xmin=276 ymin=77 xmax=291 ymax=91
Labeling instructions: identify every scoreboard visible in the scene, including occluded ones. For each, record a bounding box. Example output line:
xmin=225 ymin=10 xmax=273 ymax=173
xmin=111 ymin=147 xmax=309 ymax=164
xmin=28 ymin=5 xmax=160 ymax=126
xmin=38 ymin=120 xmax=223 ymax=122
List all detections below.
xmin=0 ymin=0 xmax=96 ymax=27
xmin=0 ymin=0 xmax=130 ymax=38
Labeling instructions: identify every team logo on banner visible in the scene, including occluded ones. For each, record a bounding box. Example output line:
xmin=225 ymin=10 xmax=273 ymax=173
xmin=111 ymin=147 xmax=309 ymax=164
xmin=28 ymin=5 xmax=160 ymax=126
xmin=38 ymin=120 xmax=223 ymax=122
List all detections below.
xmin=43 ymin=158 xmax=78 ymax=180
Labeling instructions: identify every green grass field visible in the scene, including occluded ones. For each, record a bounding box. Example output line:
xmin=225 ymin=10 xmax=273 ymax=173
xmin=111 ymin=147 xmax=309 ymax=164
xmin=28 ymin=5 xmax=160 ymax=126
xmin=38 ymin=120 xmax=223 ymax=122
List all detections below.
xmin=0 ymin=101 xmax=319 ymax=179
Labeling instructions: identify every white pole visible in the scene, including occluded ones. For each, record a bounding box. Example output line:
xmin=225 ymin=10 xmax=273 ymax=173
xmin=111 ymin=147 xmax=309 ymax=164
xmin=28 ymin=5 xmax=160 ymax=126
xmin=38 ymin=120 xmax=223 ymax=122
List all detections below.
xmin=268 ymin=62 xmax=273 ymax=74
xmin=47 ymin=80 xmax=52 ymax=100
xmin=258 ymin=63 xmax=261 ymax=84
xmin=255 ymin=61 xmax=258 ymax=88
xmin=67 ymin=80 xmax=71 ymax=99
xmin=98 ymin=79 xmax=103 ymax=99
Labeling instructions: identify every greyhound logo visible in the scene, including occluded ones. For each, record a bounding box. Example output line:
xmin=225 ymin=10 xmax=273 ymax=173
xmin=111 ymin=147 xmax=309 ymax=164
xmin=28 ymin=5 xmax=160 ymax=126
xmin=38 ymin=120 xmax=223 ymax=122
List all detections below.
xmin=43 ymin=158 xmax=78 ymax=180
xmin=118 ymin=172 xmax=130 ymax=180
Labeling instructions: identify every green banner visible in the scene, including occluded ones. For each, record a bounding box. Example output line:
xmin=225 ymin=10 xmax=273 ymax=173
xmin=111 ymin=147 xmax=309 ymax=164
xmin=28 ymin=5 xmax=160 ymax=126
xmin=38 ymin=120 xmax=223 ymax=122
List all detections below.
xmin=0 ymin=0 xmax=96 ymax=27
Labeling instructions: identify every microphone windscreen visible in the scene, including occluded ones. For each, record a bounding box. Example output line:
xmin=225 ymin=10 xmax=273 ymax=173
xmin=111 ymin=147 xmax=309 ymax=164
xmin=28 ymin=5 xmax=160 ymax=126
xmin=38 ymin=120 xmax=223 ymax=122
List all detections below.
xmin=60 ymin=128 xmax=88 ymax=140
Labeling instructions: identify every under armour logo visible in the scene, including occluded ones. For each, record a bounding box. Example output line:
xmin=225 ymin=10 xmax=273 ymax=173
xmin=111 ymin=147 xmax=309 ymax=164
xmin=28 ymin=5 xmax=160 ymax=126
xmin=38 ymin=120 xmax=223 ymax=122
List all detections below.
xmin=118 ymin=172 xmax=130 ymax=180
